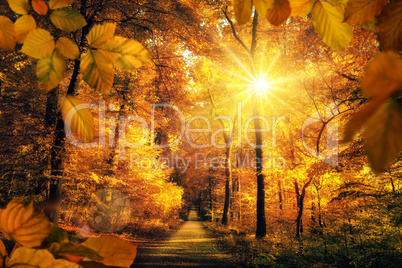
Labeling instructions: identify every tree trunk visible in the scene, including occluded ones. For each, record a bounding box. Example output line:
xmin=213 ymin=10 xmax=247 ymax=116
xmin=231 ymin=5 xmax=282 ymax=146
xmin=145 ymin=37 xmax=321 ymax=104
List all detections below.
xmin=254 ymin=97 xmax=266 ymax=238
xmin=221 ymin=147 xmax=231 ymax=225
xmin=295 ymin=177 xmax=313 ymax=238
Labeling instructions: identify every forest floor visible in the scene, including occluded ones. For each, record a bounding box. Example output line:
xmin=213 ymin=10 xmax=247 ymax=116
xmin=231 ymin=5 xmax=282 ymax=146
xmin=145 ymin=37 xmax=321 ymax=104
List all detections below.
xmin=131 ymin=207 xmax=243 ymax=267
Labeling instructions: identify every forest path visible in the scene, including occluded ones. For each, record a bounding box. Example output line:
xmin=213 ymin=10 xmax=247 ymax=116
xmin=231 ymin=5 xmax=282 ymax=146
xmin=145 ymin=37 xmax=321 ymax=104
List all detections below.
xmin=131 ymin=207 xmax=240 ymax=267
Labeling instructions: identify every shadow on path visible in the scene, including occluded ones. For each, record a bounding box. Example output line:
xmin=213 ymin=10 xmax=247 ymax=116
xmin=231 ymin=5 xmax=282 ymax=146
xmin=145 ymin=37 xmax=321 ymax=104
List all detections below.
xmin=132 ymin=207 xmax=240 ymax=267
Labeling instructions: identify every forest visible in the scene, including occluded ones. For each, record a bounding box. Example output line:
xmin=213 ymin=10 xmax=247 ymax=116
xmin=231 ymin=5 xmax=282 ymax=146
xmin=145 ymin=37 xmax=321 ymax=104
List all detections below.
xmin=0 ymin=0 xmax=401 ymax=267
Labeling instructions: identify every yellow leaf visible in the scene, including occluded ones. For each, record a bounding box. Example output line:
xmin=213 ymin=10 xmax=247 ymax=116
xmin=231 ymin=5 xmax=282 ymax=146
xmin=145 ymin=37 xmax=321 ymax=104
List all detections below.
xmin=62 ymin=95 xmax=95 ymax=143
xmin=362 ymin=51 xmax=402 ymax=98
xmin=32 ymin=0 xmax=48 ymax=15
xmin=0 ymin=16 xmax=16 ymax=52
xmin=344 ymin=0 xmax=386 ymax=25
xmin=82 ymin=236 xmax=138 ymax=268
xmin=233 ymin=0 xmax=253 ymax=25
xmin=99 ymin=36 xmax=151 ymax=70
xmin=87 ymin=23 xmax=116 ymax=48
xmin=49 ymin=0 xmax=74 ymax=9
xmin=6 ymin=0 xmax=30 ymax=15
xmin=50 ymin=8 xmax=87 ymax=32
xmin=9 ymin=247 xmax=80 ymax=268
xmin=37 ymin=50 xmax=66 ymax=91
xmin=81 ymin=50 xmax=114 ymax=93
xmin=312 ymin=0 xmax=353 ymax=50
xmin=377 ymin=0 xmax=402 ymax=51
xmin=14 ymin=15 xmax=36 ymax=43
xmin=0 ymin=199 xmax=51 ymax=248
xmin=56 ymin=37 xmax=79 ymax=59
xmin=364 ymin=101 xmax=402 ymax=173
xmin=254 ymin=0 xmax=272 ymax=17
xmin=289 ymin=0 xmax=313 ymax=16
xmin=21 ymin=29 xmax=55 ymax=59
xmin=266 ymin=0 xmax=291 ymax=26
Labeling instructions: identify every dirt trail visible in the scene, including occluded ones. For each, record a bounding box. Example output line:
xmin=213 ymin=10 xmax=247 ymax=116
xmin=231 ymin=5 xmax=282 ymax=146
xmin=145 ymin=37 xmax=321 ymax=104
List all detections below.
xmin=132 ymin=208 xmax=240 ymax=267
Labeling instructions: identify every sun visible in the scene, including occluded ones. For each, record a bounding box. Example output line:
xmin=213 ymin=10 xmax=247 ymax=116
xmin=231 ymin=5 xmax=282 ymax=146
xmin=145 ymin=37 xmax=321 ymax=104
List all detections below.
xmin=250 ymin=75 xmax=272 ymax=97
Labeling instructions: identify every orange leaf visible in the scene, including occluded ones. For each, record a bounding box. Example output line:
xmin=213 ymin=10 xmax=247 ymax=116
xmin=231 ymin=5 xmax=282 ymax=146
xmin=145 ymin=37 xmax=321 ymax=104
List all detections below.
xmin=266 ymin=0 xmax=291 ymax=26
xmin=32 ymin=0 xmax=48 ymax=15
xmin=343 ymin=0 xmax=386 ymax=25
xmin=82 ymin=236 xmax=137 ymax=268
xmin=362 ymin=51 xmax=402 ymax=99
xmin=289 ymin=0 xmax=313 ymax=16
xmin=233 ymin=0 xmax=253 ymax=25
xmin=377 ymin=0 xmax=402 ymax=51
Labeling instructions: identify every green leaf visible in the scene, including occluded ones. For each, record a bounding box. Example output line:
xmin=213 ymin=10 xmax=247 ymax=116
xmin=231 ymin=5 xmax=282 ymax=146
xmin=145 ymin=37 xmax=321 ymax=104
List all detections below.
xmin=80 ymin=50 xmax=114 ymax=93
xmin=36 ymin=50 xmax=66 ymax=91
xmin=50 ymin=8 xmax=87 ymax=32
xmin=364 ymin=101 xmax=402 ymax=173
xmin=21 ymin=29 xmax=55 ymax=59
xmin=0 ymin=16 xmax=16 ymax=52
xmin=87 ymin=23 xmax=116 ymax=48
xmin=50 ymin=242 xmax=103 ymax=261
xmin=6 ymin=0 xmax=30 ymax=15
xmin=45 ymin=223 xmax=69 ymax=245
xmin=56 ymin=37 xmax=79 ymax=59
xmin=15 ymin=14 xmax=37 ymax=43
xmin=61 ymin=95 xmax=95 ymax=143
xmin=312 ymin=0 xmax=353 ymax=50
xmin=49 ymin=0 xmax=74 ymax=9
xmin=99 ymin=36 xmax=151 ymax=70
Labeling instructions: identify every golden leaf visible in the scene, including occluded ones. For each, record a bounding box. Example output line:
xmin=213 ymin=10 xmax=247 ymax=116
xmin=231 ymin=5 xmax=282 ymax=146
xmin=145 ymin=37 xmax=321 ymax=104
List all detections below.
xmin=233 ymin=0 xmax=253 ymax=25
xmin=362 ymin=51 xmax=402 ymax=98
xmin=377 ymin=0 xmax=402 ymax=51
xmin=21 ymin=29 xmax=55 ymax=59
xmin=6 ymin=0 xmax=30 ymax=15
xmin=80 ymin=50 xmax=114 ymax=93
xmin=344 ymin=0 xmax=387 ymax=25
xmin=56 ymin=37 xmax=79 ymax=59
xmin=14 ymin=15 xmax=36 ymax=43
xmin=82 ymin=236 xmax=138 ymax=268
xmin=87 ymin=23 xmax=116 ymax=48
xmin=266 ymin=0 xmax=291 ymax=26
xmin=99 ymin=36 xmax=152 ymax=70
xmin=289 ymin=0 xmax=313 ymax=16
xmin=312 ymin=0 xmax=353 ymax=50
xmin=0 ymin=199 xmax=51 ymax=248
xmin=9 ymin=247 xmax=80 ymax=268
xmin=254 ymin=0 xmax=272 ymax=18
xmin=61 ymin=95 xmax=95 ymax=143
xmin=32 ymin=0 xmax=48 ymax=15
xmin=0 ymin=16 xmax=16 ymax=52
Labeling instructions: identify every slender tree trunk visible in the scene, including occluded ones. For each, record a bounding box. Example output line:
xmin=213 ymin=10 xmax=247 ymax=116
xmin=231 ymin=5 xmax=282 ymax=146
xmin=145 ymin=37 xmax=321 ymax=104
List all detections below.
xmin=254 ymin=97 xmax=266 ymax=238
xmin=221 ymin=147 xmax=231 ymax=225
xmin=295 ymin=177 xmax=313 ymax=238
